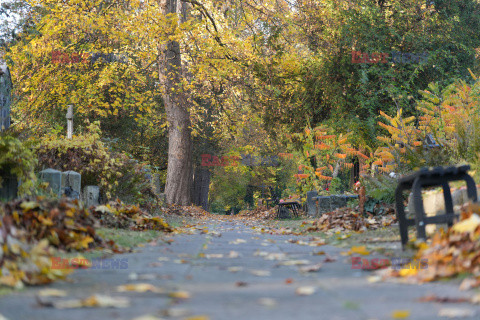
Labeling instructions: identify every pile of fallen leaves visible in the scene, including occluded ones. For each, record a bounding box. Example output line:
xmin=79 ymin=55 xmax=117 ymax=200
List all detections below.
xmin=237 ymin=206 xmax=278 ymax=220
xmin=0 ymin=197 xmax=117 ymax=288
xmin=160 ymin=204 xmax=210 ymax=218
xmin=91 ymin=199 xmax=173 ymax=232
xmin=384 ymin=203 xmax=480 ymax=289
xmin=308 ymin=206 xmax=396 ymax=232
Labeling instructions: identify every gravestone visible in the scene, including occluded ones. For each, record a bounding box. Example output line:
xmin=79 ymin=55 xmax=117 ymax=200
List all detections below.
xmin=0 ymin=57 xmax=12 ymax=131
xmin=39 ymin=168 xmax=62 ymax=196
xmin=83 ymin=185 xmax=99 ymax=207
xmin=317 ymin=196 xmax=331 ymax=215
xmin=0 ymin=169 xmax=18 ymax=201
xmin=306 ymin=191 xmax=318 ymax=215
xmin=61 ymin=170 xmax=81 ymax=199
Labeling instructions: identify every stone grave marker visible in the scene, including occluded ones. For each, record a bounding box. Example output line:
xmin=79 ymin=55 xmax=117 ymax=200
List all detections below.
xmin=83 ymin=185 xmax=99 ymax=207
xmin=39 ymin=168 xmax=62 ymax=196
xmin=306 ymin=191 xmax=318 ymax=215
xmin=61 ymin=170 xmax=81 ymax=199
xmin=0 ymin=170 xmax=18 ymax=201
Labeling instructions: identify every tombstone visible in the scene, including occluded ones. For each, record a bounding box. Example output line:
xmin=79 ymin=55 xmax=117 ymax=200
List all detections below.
xmin=0 ymin=57 xmax=12 ymax=132
xmin=83 ymin=185 xmax=99 ymax=207
xmin=317 ymin=196 xmax=331 ymax=215
xmin=331 ymin=195 xmax=347 ymax=209
xmin=306 ymin=191 xmax=318 ymax=216
xmin=0 ymin=169 xmax=18 ymax=201
xmin=61 ymin=170 xmax=81 ymax=199
xmin=39 ymin=168 xmax=62 ymax=196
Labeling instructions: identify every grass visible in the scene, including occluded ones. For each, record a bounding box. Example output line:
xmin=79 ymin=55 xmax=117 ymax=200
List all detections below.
xmin=96 ymin=227 xmax=161 ymax=248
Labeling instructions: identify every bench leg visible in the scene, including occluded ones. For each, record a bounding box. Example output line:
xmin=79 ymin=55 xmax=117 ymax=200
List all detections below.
xmin=441 ymin=181 xmax=454 ymax=227
xmin=395 ymin=182 xmax=410 ymax=247
xmin=412 ymin=178 xmax=427 ymax=242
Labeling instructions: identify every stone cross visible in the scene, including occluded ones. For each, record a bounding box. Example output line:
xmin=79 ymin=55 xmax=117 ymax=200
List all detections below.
xmin=66 ymin=105 xmax=73 ymax=139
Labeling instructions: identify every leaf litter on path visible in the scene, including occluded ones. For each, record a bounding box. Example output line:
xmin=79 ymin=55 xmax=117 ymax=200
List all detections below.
xmin=37 ymin=294 xmax=130 ymax=309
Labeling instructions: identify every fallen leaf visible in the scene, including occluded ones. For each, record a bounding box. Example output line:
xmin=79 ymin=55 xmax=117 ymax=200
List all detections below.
xmin=250 ymin=270 xmax=271 ymax=277
xmin=258 ymin=297 xmax=277 ymax=307
xmin=52 ymin=294 xmax=130 ymax=309
xmin=460 ymin=278 xmax=480 ymax=291
xmin=348 ymin=246 xmax=370 ymax=255
xmin=264 ymin=253 xmax=286 ymax=260
xmin=452 ymin=214 xmax=480 ymax=234
xmin=235 ymin=281 xmax=248 ymax=287
xmin=229 ymin=239 xmax=246 ymax=244
xmin=205 ymin=254 xmax=224 ymax=259
xmin=38 ymin=289 xmax=67 ymax=297
xmin=418 ymin=295 xmax=469 ymax=303
xmin=295 ymin=286 xmax=316 ymax=296
xmin=117 ymin=283 xmax=164 ymax=293
xmin=285 ymin=278 xmax=294 ymax=284
xmin=157 ymin=257 xmax=170 ymax=261
xmin=279 ymin=260 xmax=310 ymax=266
xmin=324 ymin=255 xmax=337 ymax=263
xmin=168 ymin=291 xmax=191 ymax=299
xmin=228 ymin=267 xmax=243 ymax=273
xmin=131 ymin=315 xmax=166 ymax=320
xmin=183 ymin=316 xmax=210 ymax=320
xmin=367 ymin=276 xmax=381 ymax=283
xmin=299 ymin=263 xmax=322 ymax=273
xmin=438 ymin=308 xmax=475 ymax=318
xmin=228 ymin=251 xmax=240 ymax=258
xmin=161 ymin=308 xmax=190 ymax=317
xmin=391 ymin=310 xmax=410 ymax=319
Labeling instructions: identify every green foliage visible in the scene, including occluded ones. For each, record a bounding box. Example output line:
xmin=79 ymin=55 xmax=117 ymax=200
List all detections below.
xmin=362 ymin=175 xmax=397 ymax=204
xmin=0 ymin=134 xmax=37 ymax=195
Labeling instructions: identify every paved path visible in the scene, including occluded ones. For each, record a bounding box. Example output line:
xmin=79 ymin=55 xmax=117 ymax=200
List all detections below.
xmin=1 ymin=218 xmax=478 ymax=320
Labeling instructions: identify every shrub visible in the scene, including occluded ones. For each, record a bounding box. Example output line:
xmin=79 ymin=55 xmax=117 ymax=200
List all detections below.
xmin=0 ymin=134 xmax=37 ymax=196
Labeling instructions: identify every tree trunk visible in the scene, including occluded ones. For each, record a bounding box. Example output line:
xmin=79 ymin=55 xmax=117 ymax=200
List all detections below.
xmin=158 ymin=0 xmax=192 ymax=205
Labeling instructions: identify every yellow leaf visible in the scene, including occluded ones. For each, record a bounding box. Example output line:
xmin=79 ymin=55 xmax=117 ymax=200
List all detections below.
xmin=452 ymin=214 xmax=480 ymax=234
xmin=348 ymin=246 xmax=370 ymax=255
xmin=168 ymin=291 xmax=191 ymax=299
xmin=117 ymin=283 xmax=164 ymax=293
xmin=391 ymin=310 xmax=411 ymax=319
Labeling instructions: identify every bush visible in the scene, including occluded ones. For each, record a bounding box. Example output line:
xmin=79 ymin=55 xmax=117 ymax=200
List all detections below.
xmin=0 ymin=134 xmax=37 ymax=196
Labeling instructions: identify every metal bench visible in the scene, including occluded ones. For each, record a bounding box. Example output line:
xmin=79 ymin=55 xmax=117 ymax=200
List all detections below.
xmin=395 ymin=165 xmax=477 ymax=247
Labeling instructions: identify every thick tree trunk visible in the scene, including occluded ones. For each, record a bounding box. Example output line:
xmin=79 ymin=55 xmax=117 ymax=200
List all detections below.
xmin=158 ymin=0 xmax=192 ymax=205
